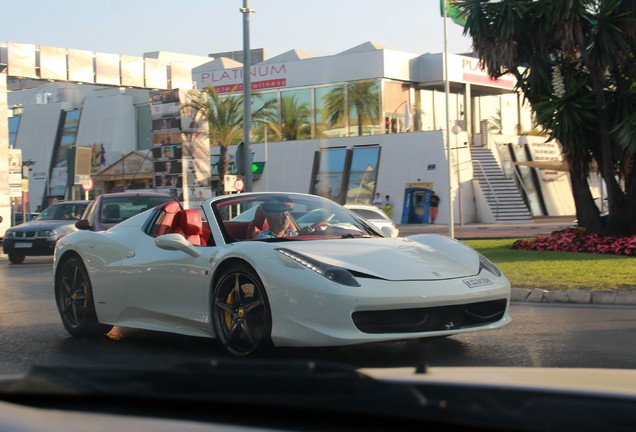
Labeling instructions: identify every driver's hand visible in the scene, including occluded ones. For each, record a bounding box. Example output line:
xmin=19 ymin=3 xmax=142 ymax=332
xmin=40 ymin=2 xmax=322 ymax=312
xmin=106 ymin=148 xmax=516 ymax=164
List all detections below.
xmin=299 ymin=226 xmax=315 ymax=235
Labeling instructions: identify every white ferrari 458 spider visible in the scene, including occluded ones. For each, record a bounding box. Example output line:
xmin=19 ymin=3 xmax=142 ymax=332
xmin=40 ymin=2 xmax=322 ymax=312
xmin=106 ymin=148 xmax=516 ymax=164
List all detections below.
xmin=54 ymin=192 xmax=511 ymax=356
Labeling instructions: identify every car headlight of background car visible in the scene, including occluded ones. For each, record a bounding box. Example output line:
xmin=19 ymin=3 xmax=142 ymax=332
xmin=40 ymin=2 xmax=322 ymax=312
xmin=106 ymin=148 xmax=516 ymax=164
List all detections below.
xmin=277 ymin=248 xmax=361 ymax=287
xmin=37 ymin=229 xmax=58 ymax=238
xmin=479 ymin=254 xmax=502 ymax=277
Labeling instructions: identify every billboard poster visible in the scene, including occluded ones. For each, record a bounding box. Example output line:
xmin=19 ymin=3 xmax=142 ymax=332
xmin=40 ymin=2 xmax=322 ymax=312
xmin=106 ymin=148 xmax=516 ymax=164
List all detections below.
xmin=7 ymin=42 xmax=37 ymax=79
xmin=40 ymin=46 xmax=68 ymax=81
xmin=149 ymin=89 xmax=212 ymax=206
xmin=95 ymin=52 xmax=121 ymax=86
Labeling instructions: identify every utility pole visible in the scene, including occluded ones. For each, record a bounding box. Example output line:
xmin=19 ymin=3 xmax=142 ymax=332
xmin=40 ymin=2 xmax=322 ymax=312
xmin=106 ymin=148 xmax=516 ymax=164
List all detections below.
xmin=240 ymin=0 xmax=255 ymax=192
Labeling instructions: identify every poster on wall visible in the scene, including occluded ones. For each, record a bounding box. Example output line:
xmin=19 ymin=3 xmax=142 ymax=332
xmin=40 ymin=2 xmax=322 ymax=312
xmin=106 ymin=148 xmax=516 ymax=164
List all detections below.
xmin=90 ymin=143 xmax=109 ymax=174
xmin=179 ymin=89 xmax=213 ymax=207
xmin=149 ymin=89 xmax=212 ymax=206
xmin=150 ymin=89 xmax=185 ymax=201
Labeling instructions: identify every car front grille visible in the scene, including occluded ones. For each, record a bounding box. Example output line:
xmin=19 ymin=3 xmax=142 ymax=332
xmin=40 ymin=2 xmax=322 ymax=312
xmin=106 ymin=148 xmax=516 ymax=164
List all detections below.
xmin=352 ymin=299 xmax=507 ymax=334
xmin=14 ymin=231 xmax=36 ymax=238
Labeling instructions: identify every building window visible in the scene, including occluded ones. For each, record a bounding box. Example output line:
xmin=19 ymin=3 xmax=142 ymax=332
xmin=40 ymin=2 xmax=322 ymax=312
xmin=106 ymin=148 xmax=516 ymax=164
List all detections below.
xmin=252 ymin=91 xmax=279 ymax=143
xmin=136 ymin=104 xmax=152 ymax=151
xmin=49 ymin=109 xmax=81 ymax=197
xmin=348 ymin=80 xmax=380 ymax=136
xmin=280 ymin=88 xmax=312 ymax=141
xmin=8 ymin=116 xmax=20 ymax=147
xmin=315 ymin=84 xmax=347 ymax=138
xmin=346 ymin=146 xmax=381 ymax=205
xmin=311 ymin=147 xmax=349 ymax=203
xmin=310 ymin=145 xmax=381 ymax=205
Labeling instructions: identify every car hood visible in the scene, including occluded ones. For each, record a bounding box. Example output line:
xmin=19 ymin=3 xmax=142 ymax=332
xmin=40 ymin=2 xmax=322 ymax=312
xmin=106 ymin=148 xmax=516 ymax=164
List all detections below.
xmin=283 ymin=236 xmax=479 ymax=280
xmin=7 ymin=220 xmax=77 ymax=232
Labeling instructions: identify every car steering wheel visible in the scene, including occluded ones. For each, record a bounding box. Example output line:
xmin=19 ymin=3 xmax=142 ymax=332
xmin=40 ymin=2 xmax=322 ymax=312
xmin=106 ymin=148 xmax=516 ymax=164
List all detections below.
xmin=309 ymin=221 xmax=332 ymax=233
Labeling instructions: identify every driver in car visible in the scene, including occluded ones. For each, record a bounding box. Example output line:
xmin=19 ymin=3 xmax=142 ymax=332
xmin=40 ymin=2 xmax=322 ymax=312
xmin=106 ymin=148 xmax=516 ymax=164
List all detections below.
xmin=257 ymin=202 xmax=299 ymax=238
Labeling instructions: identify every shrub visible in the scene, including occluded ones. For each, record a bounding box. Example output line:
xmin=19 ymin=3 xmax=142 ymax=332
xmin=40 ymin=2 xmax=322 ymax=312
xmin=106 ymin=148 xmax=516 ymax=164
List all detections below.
xmin=512 ymin=228 xmax=636 ymax=256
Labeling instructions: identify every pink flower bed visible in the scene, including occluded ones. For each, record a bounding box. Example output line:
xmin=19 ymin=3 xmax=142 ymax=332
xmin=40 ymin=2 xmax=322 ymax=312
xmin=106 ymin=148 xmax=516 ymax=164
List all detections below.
xmin=512 ymin=228 xmax=636 ymax=256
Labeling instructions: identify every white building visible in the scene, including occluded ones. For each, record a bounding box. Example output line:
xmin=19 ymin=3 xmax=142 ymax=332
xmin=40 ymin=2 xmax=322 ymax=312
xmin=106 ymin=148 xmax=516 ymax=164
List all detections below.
xmin=1 ymin=40 xmax=577 ymax=236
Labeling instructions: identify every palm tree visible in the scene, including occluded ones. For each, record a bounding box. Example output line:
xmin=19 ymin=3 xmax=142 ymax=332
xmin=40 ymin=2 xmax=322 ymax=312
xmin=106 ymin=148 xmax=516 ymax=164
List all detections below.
xmin=457 ymin=0 xmax=636 ymax=236
xmin=324 ymin=80 xmax=380 ymax=136
xmin=279 ymin=94 xmax=312 ymax=141
xmin=488 ymin=109 xmax=502 ymax=134
xmin=181 ymin=86 xmax=274 ymax=196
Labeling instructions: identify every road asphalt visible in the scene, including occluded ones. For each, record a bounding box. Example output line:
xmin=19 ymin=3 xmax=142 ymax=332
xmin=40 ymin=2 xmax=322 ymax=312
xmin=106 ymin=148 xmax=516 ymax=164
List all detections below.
xmin=397 ymin=216 xmax=636 ymax=306
xmin=2 ymin=216 xmax=634 ymax=305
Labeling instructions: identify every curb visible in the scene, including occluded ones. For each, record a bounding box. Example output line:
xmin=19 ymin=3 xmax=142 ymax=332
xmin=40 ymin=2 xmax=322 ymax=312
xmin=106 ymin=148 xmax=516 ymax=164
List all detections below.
xmin=511 ymin=288 xmax=636 ymax=306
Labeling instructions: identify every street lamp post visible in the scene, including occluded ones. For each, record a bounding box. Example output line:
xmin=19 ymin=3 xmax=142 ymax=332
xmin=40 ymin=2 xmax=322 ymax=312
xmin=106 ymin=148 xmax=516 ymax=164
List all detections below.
xmin=22 ymin=160 xmax=35 ymax=221
xmin=443 ymin=3 xmax=454 ymax=238
xmin=451 ymin=123 xmax=464 ymax=227
xmin=240 ymin=0 xmax=255 ymax=192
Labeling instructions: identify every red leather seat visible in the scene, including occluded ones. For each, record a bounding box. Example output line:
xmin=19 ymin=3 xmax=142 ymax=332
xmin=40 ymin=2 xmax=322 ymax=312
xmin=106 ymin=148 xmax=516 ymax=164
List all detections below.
xmin=154 ymin=201 xmax=182 ymax=236
xmin=173 ymin=209 xmax=204 ymax=246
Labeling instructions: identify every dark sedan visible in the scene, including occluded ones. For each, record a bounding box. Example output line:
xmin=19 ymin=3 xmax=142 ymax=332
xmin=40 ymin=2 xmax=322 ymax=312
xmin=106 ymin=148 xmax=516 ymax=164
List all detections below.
xmin=2 ymin=200 xmax=90 ymax=264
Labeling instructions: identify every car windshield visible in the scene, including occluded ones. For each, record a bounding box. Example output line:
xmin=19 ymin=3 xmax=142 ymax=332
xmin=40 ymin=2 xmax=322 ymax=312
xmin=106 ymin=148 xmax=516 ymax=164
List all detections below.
xmin=35 ymin=203 xmax=87 ymax=221
xmin=212 ymin=193 xmax=381 ymax=242
xmin=100 ymin=195 xmax=173 ymax=224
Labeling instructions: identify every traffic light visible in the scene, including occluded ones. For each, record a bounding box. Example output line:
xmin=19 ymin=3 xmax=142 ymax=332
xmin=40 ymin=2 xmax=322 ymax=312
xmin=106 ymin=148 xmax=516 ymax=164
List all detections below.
xmin=385 ymin=116 xmax=391 ymax=134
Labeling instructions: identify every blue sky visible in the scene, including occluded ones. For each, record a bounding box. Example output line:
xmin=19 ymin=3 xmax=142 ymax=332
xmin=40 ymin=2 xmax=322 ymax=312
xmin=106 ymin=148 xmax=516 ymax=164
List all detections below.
xmin=2 ymin=0 xmax=472 ymax=59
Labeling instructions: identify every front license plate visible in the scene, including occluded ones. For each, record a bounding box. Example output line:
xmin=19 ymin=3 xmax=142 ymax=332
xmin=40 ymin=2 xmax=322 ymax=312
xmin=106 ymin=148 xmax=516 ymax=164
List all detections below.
xmin=14 ymin=242 xmax=33 ymax=248
xmin=463 ymin=277 xmax=493 ymax=288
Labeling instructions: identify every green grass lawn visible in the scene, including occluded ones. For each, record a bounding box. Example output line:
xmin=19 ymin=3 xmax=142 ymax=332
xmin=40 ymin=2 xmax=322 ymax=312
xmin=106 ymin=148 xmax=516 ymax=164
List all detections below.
xmin=464 ymin=239 xmax=636 ymax=291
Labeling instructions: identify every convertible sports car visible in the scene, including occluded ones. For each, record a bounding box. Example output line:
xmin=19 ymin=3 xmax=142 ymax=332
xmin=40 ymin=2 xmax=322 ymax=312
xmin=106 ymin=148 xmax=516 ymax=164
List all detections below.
xmin=54 ymin=192 xmax=511 ymax=356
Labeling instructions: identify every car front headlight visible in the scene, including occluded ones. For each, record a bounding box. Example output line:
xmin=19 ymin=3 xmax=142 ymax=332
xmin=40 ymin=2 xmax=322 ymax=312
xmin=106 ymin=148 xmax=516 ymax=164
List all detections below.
xmin=479 ymin=253 xmax=502 ymax=277
xmin=276 ymin=248 xmax=361 ymax=287
xmin=3 ymin=230 xmax=14 ymax=238
xmin=37 ymin=229 xmax=58 ymax=238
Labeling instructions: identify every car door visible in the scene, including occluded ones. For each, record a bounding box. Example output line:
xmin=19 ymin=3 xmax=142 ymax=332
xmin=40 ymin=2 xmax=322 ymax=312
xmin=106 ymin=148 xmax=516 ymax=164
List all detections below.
xmin=118 ymin=233 xmax=216 ymax=335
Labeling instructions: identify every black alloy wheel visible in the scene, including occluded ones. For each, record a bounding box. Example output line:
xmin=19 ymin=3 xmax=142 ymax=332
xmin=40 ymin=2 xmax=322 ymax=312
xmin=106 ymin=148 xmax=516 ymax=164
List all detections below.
xmin=8 ymin=252 xmax=25 ymax=264
xmin=212 ymin=264 xmax=272 ymax=356
xmin=55 ymin=256 xmax=113 ymax=337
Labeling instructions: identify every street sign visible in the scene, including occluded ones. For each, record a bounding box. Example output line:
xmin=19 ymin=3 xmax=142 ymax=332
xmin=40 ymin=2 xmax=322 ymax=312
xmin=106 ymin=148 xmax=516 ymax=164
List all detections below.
xmin=8 ymin=149 xmax=22 ymax=198
xmin=81 ymin=178 xmax=94 ymax=192
xmin=224 ymin=175 xmax=237 ymax=192
xmin=234 ymin=178 xmax=245 ymax=192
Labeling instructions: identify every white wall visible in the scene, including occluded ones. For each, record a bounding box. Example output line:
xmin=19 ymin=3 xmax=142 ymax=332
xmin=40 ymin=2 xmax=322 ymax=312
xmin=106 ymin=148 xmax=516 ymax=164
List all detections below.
xmin=225 ymin=130 xmax=475 ymax=225
xmin=9 ymin=83 xmax=144 ymax=208
xmin=14 ymin=103 xmax=67 ymax=208
xmin=76 ymin=94 xmax=137 ymax=165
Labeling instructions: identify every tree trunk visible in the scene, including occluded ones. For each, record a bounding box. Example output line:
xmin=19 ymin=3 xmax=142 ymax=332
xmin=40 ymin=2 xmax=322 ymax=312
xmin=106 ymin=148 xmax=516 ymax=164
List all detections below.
xmin=570 ymin=167 xmax=602 ymax=234
xmin=216 ymin=143 xmax=228 ymax=197
xmin=573 ymin=24 xmax=629 ymax=237
xmin=627 ymin=169 xmax=636 ymax=236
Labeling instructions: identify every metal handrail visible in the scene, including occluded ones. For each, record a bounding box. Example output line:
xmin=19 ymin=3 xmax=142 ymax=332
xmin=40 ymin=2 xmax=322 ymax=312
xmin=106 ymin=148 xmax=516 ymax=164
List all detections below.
xmin=511 ymin=165 xmax=532 ymax=199
xmin=472 ymin=159 xmax=502 ymax=219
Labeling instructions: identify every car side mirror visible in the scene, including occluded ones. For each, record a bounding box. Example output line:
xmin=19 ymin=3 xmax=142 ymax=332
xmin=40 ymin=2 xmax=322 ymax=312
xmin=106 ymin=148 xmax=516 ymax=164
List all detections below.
xmin=381 ymin=225 xmax=399 ymax=238
xmin=155 ymin=234 xmax=201 ymax=258
xmin=75 ymin=219 xmax=91 ymax=231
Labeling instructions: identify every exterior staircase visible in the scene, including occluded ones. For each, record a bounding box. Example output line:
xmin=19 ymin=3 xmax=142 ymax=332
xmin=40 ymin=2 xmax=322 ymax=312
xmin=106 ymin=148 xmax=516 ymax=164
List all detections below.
xmin=470 ymin=147 xmax=533 ymax=223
